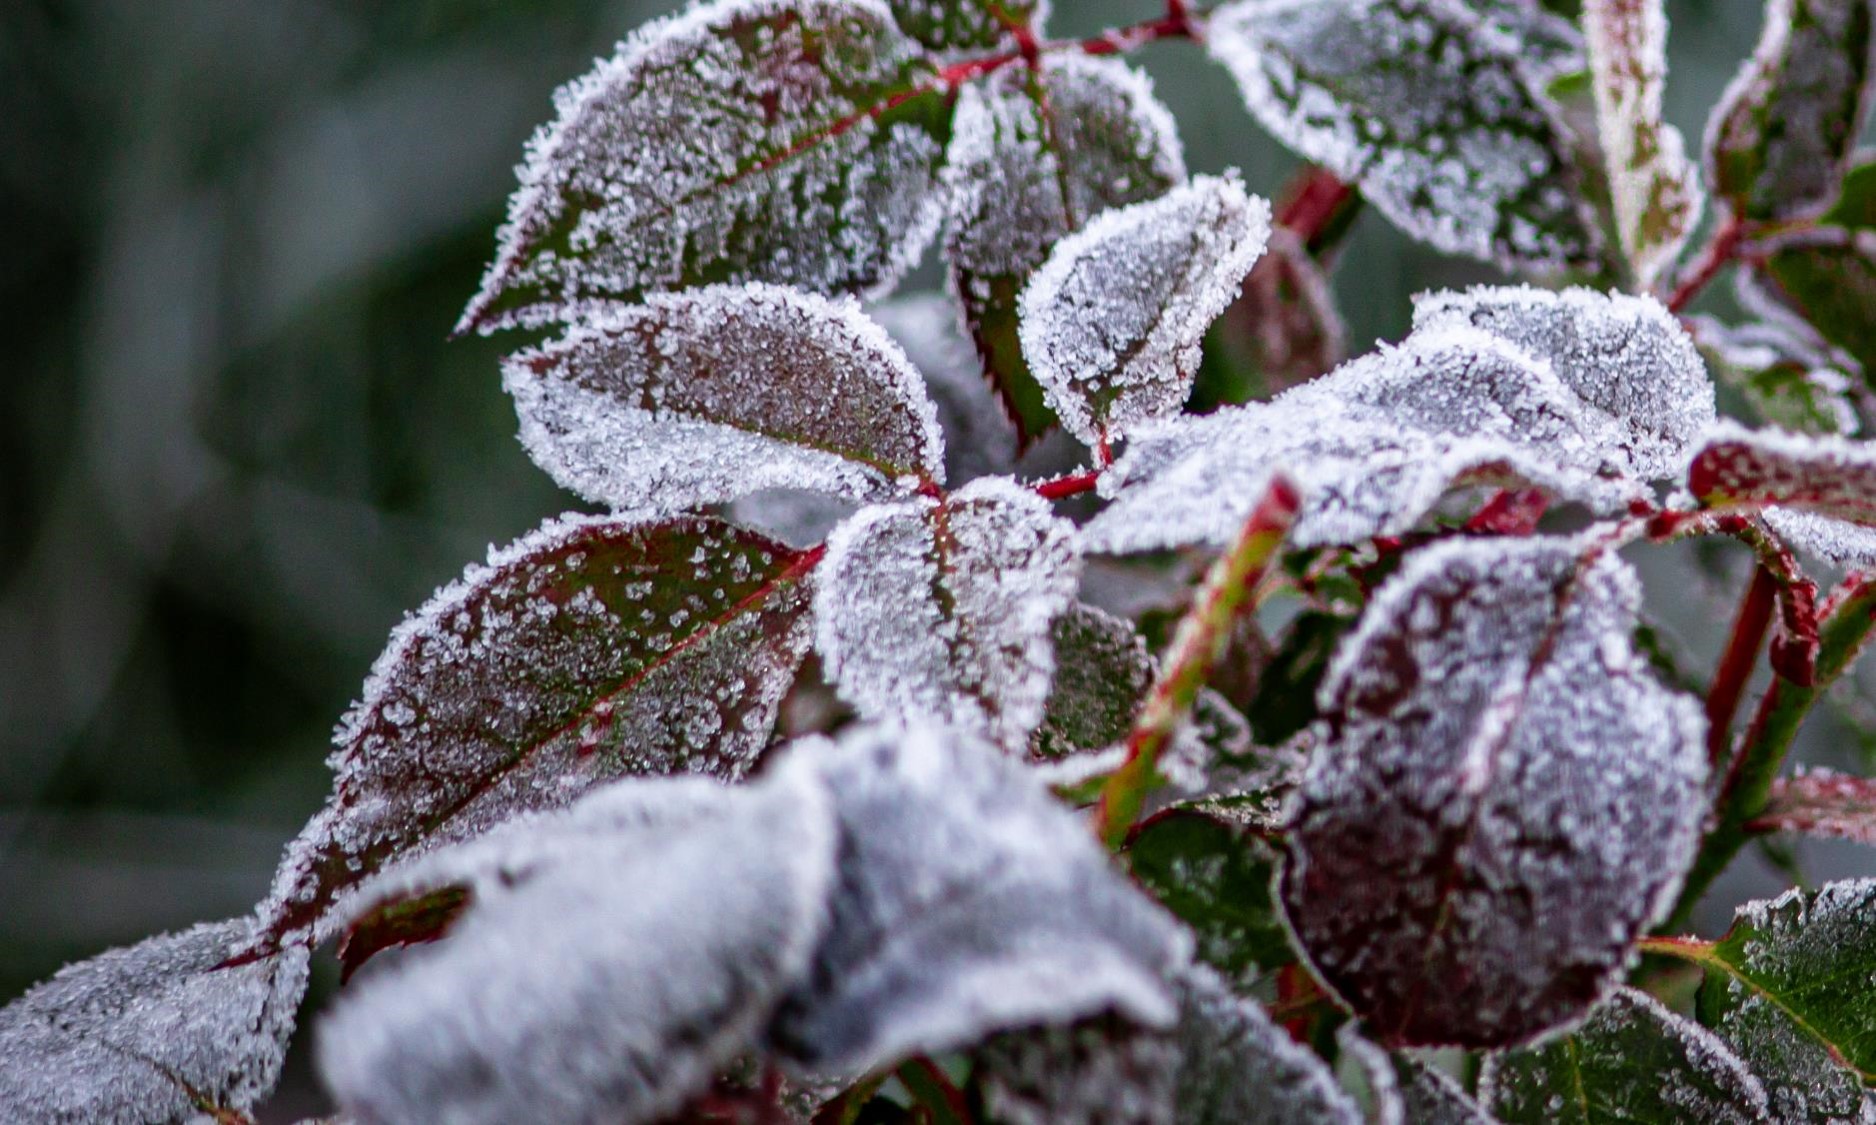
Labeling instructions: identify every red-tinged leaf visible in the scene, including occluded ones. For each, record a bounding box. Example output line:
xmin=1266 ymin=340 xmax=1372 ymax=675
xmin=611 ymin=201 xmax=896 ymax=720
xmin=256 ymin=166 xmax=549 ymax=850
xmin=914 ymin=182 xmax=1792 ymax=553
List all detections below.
xmin=1688 ymin=422 xmax=1876 ymax=527
xmin=1205 ymin=228 xmax=1348 ymax=403
xmin=943 ymin=55 xmax=1188 ymax=447
xmin=886 ymin=0 xmax=1047 ymax=54
xmin=254 ymin=513 xmax=817 ymax=948
xmin=1705 ymin=0 xmax=1874 ymax=223
xmin=459 ymin=0 xmax=952 ymax=334
xmin=504 ymin=284 xmax=945 ymax=516
xmin=1283 ymin=536 xmax=1708 ymax=1048
xmin=1750 ymin=767 xmax=1876 ymax=843
xmin=336 ymin=885 xmax=470 ymax=982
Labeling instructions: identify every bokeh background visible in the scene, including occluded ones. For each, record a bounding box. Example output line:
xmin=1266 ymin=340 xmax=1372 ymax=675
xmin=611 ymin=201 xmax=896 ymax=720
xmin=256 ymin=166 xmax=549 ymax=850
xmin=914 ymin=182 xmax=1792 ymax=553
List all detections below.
xmin=2 ymin=0 xmax=1870 ymax=1117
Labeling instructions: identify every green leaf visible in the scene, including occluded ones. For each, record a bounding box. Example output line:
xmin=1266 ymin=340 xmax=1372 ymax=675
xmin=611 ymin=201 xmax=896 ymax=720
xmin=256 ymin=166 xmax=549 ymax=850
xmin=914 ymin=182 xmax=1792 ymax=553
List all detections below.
xmin=1688 ymin=879 xmax=1876 ymax=1117
xmin=254 ymin=513 xmax=817 ymax=946
xmin=1755 ymin=228 xmax=1876 ymax=380
xmin=1127 ymin=812 xmax=1293 ymax=986
xmin=1690 ymin=315 xmax=1860 ymax=435
xmin=1583 ymin=0 xmax=1705 ymax=285
xmin=886 ymin=0 xmax=1045 ymax=53
xmin=1706 ymin=0 xmax=1874 ymax=222
xmin=1244 ymin=607 xmax=1352 ymax=747
xmin=1031 ymin=602 xmax=1155 ymax=763
xmin=460 ymin=0 xmax=952 ymax=333
xmin=1483 ymin=987 xmax=1770 ymax=1123
xmin=1206 ymin=0 xmax=1604 ymax=273
xmin=944 ymin=56 xmax=1187 ymax=446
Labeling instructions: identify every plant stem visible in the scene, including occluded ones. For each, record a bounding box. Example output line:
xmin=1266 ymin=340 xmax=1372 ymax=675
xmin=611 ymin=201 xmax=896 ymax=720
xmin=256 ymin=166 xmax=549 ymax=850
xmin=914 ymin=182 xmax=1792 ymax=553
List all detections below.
xmin=1093 ymin=475 xmax=1301 ymax=848
xmin=1033 ymin=468 xmax=1102 ymax=500
xmin=1663 ymin=574 xmax=1876 ymax=931
xmin=1666 ymin=215 xmax=1743 ymax=313
xmin=1704 ymin=566 xmax=1776 ymax=769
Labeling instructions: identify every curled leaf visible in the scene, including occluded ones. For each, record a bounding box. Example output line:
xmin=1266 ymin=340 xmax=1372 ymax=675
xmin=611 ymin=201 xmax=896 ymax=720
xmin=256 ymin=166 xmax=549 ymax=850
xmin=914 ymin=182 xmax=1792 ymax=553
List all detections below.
xmin=1284 ymin=537 xmax=1708 ymax=1047
xmin=460 ymin=0 xmax=950 ymax=332
xmin=1687 ymin=421 xmax=1876 ymax=565
xmin=505 ymin=284 xmax=945 ymax=515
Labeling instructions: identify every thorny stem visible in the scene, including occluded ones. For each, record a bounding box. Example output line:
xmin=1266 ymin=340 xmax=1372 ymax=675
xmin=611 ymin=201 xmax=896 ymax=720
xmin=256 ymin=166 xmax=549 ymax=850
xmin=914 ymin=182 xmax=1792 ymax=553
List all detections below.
xmin=1094 ymin=475 xmax=1301 ymax=848
xmin=1664 ymin=573 xmax=1876 ymax=931
xmin=1704 ymin=566 xmax=1777 ymax=769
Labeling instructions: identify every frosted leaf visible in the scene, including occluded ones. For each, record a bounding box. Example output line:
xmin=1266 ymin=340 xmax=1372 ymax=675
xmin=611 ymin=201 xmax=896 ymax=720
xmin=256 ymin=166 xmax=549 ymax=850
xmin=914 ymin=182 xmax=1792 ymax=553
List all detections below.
xmin=1690 ymin=314 xmax=1861 ymax=436
xmin=1082 ymin=329 xmax=1642 ymax=555
xmin=1336 ymin=1027 xmax=1407 ymax=1125
xmin=813 ymin=477 xmax=1081 ymax=753
xmin=1283 ymin=537 xmax=1708 ymax=1047
xmin=505 ymin=284 xmax=944 ymax=515
xmin=1127 ymin=812 xmax=1294 ymax=989
xmin=1752 ymin=767 xmax=1876 ymax=845
xmin=885 ymin=0 xmax=1048 ymax=54
xmin=1483 ymin=988 xmax=1770 ymax=1123
xmin=870 ymin=293 xmax=1020 ymax=485
xmin=1706 ymin=0 xmax=1873 ymax=222
xmin=945 ymin=56 xmax=1187 ymax=445
xmin=1392 ymin=1054 xmax=1494 ymax=1124
xmin=974 ymin=1015 xmax=1180 ymax=1125
xmin=256 ymin=513 xmax=816 ymax=947
xmin=0 ymin=919 xmax=310 ymax=1125
xmin=1584 ymin=0 xmax=1704 ymax=286
xmin=1411 ymin=285 xmax=1718 ymax=479
xmin=1019 ymin=175 xmax=1271 ymax=450
xmin=1463 ymin=0 xmax=1586 ymax=80
xmin=1031 ymin=602 xmax=1155 ymax=764
xmin=331 ymin=775 xmax=738 ymax=966
xmin=767 ymin=721 xmax=1191 ymax=1075
xmin=1206 ymin=0 xmax=1602 ymax=273
xmin=1689 ymin=878 xmax=1876 ymax=1118
xmin=459 ymin=0 xmax=949 ymax=333
xmin=1687 ymin=422 xmax=1876 ymax=564
xmin=1174 ymin=965 xmax=1362 ymax=1124
xmin=318 ymin=763 xmax=837 ymax=1125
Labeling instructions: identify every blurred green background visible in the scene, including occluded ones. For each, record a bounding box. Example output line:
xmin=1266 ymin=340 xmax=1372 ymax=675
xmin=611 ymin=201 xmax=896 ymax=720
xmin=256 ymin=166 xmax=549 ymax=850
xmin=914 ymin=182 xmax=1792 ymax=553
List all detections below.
xmin=1 ymin=0 xmax=1867 ymax=1117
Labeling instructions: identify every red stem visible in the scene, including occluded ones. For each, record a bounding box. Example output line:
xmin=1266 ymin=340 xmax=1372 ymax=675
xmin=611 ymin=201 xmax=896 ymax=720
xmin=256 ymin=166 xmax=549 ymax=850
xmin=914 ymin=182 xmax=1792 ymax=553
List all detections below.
xmin=1034 ymin=468 xmax=1103 ymax=500
xmin=1705 ymin=566 xmax=1777 ymax=769
xmin=1666 ymin=215 xmax=1744 ymax=313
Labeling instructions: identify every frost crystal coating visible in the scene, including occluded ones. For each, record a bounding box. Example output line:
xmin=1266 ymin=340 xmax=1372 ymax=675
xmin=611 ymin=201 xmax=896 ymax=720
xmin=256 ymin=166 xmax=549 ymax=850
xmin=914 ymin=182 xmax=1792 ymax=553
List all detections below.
xmin=257 ymin=513 xmax=815 ymax=944
xmin=1207 ymin=0 xmax=1602 ymax=272
xmin=460 ymin=0 xmax=949 ymax=332
xmin=1019 ymin=175 xmax=1271 ymax=450
xmin=0 ymin=920 xmax=310 ymax=1125
xmin=506 ymin=284 xmax=945 ymax=515
xmin=1283 ymin=537 xmax=1708 ymax=1047
xmin=813 ymin=477 xmax=1081 ymax=752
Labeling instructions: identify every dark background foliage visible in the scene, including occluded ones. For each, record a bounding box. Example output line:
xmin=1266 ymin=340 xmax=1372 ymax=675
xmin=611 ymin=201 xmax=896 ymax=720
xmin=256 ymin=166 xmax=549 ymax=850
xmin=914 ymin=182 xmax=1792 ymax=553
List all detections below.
xmin=0 ymin=0 xmax=1868 ymax=1116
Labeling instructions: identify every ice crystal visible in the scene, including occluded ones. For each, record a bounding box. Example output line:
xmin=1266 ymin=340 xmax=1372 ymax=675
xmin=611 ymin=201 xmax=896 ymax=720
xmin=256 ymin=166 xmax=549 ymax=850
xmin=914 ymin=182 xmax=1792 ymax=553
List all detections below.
xmin=0 ymin=919 xmax=309 ymax=1125
xmin=1019 ymin=175 xmax=1270 ymax=450
xmin=1465 ymin=0 xmax=1587 ymax=79
xmin=885 ymin=0 xmax=1049 ymax=54
xmin=1411 ymin=285 xmax=1717 ymax=478
xmin=813 ymin=477 xmax=1081 ymax=752
xmin=975 ymin=1016 xmax=1181 ymax=1125
xmin=1706 ymin=0 xmax=1873 ymax=222
xmin=768 ymin=722 xmax=1191 ymax=1075
xmin=505 ymin=284 xmax=944 ymax=515
xmin=1584 ymin=0 xmax=1704 ymax=286
xmin=318 ymin=763 xmax=838 ymax=1125
xmin=1283 ymin=537 xmax=1708 ymax=1047
xmin=1484 ymin=988 xmax=1770 ymax=1123
xmin=257 ymin=513 xmax=815 ymax=945
xmin=1207 ymin=0 xmax=1601 ymax=272
xmin=459 ymin=0 xmax=949 ymax=332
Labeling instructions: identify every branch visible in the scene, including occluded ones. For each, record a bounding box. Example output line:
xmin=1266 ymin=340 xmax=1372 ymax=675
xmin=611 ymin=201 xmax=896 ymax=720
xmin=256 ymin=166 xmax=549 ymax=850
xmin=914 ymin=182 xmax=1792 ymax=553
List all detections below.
xmin=1703 ymin=566 xmax=1776 ymax=769
xmin=1094 ymin=475 xmax=1301 ymax=848
xmin=1665 ymin=214 xmax=1743 ymax=313
xmin=1662 ymin=573 xmax=1876 ymax=931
